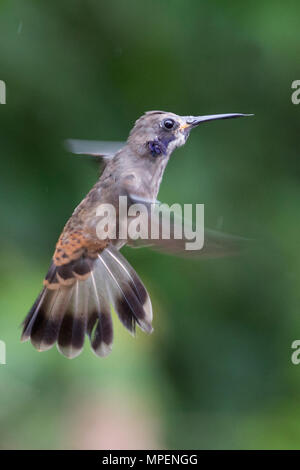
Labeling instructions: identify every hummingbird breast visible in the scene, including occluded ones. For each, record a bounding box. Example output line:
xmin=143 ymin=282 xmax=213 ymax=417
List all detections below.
xmin=105 ymin=148 xmax=170 ymax=202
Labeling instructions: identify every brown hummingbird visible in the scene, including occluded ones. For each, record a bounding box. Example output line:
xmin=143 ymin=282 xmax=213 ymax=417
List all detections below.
xmin=21 ymin=110 xmax=251 ymax=359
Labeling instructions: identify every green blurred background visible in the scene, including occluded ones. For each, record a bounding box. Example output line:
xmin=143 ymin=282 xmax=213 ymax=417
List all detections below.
xmin=1 ymin=0 xmax=300 ymax=450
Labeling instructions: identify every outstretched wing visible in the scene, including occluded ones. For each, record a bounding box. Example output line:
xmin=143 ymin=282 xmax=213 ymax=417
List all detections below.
xmin=64 ymin=139 xmax=125 ymax=158
xmin=126 ymin=195 xmax=252 ymax=258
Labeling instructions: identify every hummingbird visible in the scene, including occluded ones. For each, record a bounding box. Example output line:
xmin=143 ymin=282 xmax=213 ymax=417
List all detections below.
xmin=21 ymin=110 xmax=251 ymax=359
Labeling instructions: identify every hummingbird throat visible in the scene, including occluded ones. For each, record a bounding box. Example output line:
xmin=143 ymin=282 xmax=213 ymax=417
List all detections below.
xmin=148 ymin=135 xmax=176 ymax=157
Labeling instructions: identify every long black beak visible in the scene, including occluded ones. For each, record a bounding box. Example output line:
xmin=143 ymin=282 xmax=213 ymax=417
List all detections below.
xmin=185 ymin=113 xmax=253 ymax=128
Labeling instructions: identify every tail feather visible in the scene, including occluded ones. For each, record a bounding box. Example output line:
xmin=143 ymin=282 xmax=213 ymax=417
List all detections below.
xmin=31 ymin=287 xmax=71 ymax=352
xmin=57 ymin=281 xmax=88 ymax=358
xmin=99 ymin=250 xmax=153 ymax=334
xmin=21 ymin=246 xmax=153 ymax=359
xmin=21 ymin=288 xmax=48 ymax=342
xmin=90 ymin=310 xmax=113 ymax=357
xmin=88 ymin=269 xmax=113 ymax=357
xmin=105 ymin=247 xmax=152 ymax=324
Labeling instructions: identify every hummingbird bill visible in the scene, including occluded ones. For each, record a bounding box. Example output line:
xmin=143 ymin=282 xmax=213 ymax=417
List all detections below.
xmin=22 ymin=110 xmax=252 ymax=359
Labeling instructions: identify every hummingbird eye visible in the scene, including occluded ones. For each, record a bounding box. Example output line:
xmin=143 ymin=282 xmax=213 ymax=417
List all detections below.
xmin=162 ymin=118 xmax=175 ymax=130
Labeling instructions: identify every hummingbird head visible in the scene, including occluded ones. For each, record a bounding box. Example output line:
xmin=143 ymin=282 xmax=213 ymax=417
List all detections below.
xmin=127 ymin=110 xmax=252 ymax=159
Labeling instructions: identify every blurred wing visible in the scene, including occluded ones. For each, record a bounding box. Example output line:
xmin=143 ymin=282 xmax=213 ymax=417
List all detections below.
xmin=64 ymin=139 xmax=125 ymax=158
xmin=143 ymin=227 xmax=251 ymax=258
xmin=126 ymin=195 xmax=251 ymax=258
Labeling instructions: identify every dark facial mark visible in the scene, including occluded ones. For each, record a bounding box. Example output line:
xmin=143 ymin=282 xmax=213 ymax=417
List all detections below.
xmin=148 ymin=140 xmax=163 ymax=157
xmin=148 ymin=133 xmax=176 ymax=157
xmin=159 ymin=134 xmax=176 ymax=151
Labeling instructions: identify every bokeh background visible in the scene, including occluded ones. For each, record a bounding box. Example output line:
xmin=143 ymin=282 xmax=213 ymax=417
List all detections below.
xmin=0 ymin=0 xmax=300 ymax=450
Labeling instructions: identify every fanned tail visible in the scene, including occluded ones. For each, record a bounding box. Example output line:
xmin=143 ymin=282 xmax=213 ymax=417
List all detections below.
xmin=21 ymin=246 xmax=153 ymax=359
